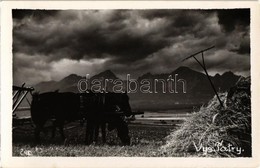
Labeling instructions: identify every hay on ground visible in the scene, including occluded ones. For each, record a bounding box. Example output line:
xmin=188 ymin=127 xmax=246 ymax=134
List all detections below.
xmin=160 ymin=77 xmax=251 ymax=157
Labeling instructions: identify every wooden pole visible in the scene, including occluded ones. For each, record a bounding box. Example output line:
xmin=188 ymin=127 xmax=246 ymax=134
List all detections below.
xmin=13 ymin=91 xmax=29 ymax=113
xmin=200 ymin=53 xmax=224 ymax=108
xmin=182 ymin=46 xmax=224 ymax=108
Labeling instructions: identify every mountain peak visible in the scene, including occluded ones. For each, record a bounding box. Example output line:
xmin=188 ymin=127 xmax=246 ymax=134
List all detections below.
xmin=140 ymin=72 xmax=152 ymax=78
xmin=173 ymin=66 xmax=196 ymax=74
xmin=68 ymin=74 xmax=79 ymax=77
xmin=222 ymin=71 xmax=235 ymax=76
xmin=61 ymin=74 xmax=81 ymax=80
xmin=213 ymin=73 xmax=221 ymax=80
xmin=214 ymin=73 xmax=221 ymax=77
xmin=92 ymin=69 xmax=118 ymax=79
xmin=102 ymin=69 xmax=113 ymax=74
xmin=172 ymin=66 xmax=199 ymax=74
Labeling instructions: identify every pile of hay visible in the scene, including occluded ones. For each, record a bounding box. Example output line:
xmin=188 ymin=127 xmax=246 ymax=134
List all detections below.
xmin=160 ymin=77 xmax=251 ymax=157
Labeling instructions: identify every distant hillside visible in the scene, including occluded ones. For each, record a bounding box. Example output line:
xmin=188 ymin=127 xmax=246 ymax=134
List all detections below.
xmin=132 ymin=66 xmax=241 ymax=110
xmin=34 ymin=66 xmax=241 ymax=111
xmin=34 ymin=74 xmax=83 ymax=93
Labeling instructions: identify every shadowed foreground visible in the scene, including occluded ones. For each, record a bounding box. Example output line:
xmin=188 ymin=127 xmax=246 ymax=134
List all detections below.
xmin=13 ymin=124 xmax=174 ymax=157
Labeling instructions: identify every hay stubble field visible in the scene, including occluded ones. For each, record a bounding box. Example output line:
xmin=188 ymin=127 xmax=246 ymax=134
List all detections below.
xmin=13 ymin=121 xmax=176 ymax=157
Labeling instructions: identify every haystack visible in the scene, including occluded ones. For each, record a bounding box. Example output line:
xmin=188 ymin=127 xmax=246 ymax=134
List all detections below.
xmin=160 ymin=77 xmax=251 ymax=157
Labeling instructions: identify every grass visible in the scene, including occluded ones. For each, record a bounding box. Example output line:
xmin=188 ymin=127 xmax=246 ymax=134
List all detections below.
xmin=14 ymin=144 xmax=162 ymax=157
xmin=13 ymin=124 xmax=174 ymax=157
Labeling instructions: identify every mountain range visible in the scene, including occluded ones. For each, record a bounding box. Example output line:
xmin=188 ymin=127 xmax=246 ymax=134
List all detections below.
xmin=34 ymin=66 xmax=242 ymax=111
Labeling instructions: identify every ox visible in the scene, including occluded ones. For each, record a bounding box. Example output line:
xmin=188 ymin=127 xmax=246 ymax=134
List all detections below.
xmin=31 ymin=91 xmax=132 ymax=145
xmin=84 ymin=92 xmax=132 ymax=145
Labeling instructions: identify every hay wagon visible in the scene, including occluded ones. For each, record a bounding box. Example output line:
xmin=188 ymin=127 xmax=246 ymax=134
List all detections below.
xmin=13 ymin=84 xmax=34 ymax=128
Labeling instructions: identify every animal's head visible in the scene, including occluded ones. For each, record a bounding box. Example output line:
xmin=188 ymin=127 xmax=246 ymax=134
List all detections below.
xmin=32 ymin=91 xmax=39 ymax=97
xmin=31 ymin=92 xmax=40 ymax=105
xmin=113 ymin=92 xmax=132 ymax=114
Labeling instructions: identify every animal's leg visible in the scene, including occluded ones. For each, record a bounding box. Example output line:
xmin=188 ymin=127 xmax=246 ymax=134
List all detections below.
xmin=85 ymin=120 xmax=94 ymax=145
xmin=51 ymin=120 xmax=57 ymax=139
xmin=116 ymin=118 xmax=130 ymax=145
xmin=94 ymin=124 xmax=99 ymax=143
xmin=34 ymin=123 xmax=44 ymax=143
xmin=57 ymin=120 xmax=65 ymax=141
xmin=101 ymin=122 xmax=106 ymax=144
xmin=85 ymin=120 xmax=90 ymax=144
xmin=34 ymin=125 xmax=41 ymax=142
xmin=80 ymin=118 xmax=85 ymax=127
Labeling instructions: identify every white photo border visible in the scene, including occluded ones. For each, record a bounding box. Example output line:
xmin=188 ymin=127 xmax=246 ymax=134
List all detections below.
xmin=1 ymin=1 xmax=260 ymax=168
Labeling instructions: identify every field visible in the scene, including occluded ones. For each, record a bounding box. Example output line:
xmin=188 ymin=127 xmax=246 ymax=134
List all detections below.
xmin=13 ymin=112 xmax=182 ymax=157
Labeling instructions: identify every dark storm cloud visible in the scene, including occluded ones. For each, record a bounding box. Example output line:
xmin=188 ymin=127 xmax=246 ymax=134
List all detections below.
xmin=13 ymin=9 xmax=250 ymax=85
xmin=13 ymin=10 xmax=172 ymax=63
xmin=13 ymin=9 xmax=58 ymax=21
xmin=230 ymin=33 xmax=250 ymax=55
xmin=236 ymin=39 xmax=250 ymax=54
xmin=217 ymin=9 xmax=250 ymax=33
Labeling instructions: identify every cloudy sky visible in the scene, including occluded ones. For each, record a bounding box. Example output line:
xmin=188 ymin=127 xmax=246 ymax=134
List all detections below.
xmin=13 ymin=9 xmax=250 ymax=85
